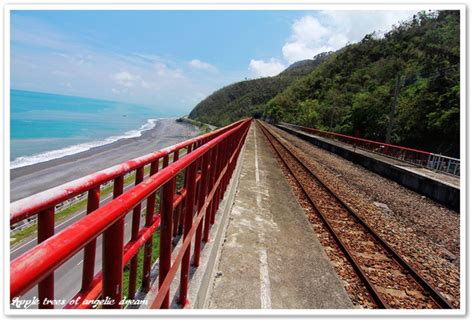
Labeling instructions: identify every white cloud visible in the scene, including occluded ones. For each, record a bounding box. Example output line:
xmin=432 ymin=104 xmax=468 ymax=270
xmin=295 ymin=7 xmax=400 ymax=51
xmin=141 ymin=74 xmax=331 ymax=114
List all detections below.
xmin=282 ymin=11 xmax=417 ymax=64
xmin=154 ymin=62 xmax=184 ymax=79
xmin=189 ymin=59 xmax=217 ymax=71
xmin=322 ymin=10 xmax=417 ymax=43
xmin=250 ymin=10 xmax=418 ymax=71
xmin=112 ymin=71 xmax=137 ymax=87
xmin=282 ymin=16 xmax=332 ymax=63
xmin=51 ymin=70 xmax=72 ymax=77
xmin=281 ymin=15 xmax=342 ymax=63
xmin=140 ymin=80 xmax=151 ymax=89
xmin=248 ymin=58 xmax=285 ymax=78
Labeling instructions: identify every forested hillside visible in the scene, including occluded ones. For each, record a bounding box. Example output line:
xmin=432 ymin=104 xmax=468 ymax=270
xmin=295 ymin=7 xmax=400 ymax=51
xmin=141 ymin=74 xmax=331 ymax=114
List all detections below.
xmin=189 ymin=53 xmax=331 ymax=126
xmin=190 ymin=11 xmax=460 ymax=156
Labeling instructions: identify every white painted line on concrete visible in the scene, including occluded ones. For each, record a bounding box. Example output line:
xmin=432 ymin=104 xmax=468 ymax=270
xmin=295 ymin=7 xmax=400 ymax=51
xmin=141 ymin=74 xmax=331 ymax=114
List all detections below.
xmin=253 ymin=125 xmax=260 ymax=183
xmin=259 ymin=248 xmax=272 ymax=309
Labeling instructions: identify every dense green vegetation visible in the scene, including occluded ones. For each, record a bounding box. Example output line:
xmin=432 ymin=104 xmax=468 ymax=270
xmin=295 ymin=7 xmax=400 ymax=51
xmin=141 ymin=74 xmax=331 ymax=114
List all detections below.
xmin=190 ymin=11 xmax=460 ymax=156
xmin=189 ymin=55 xmax=331 ymax=127
xmin=266 ymin=11 xmax=460 ymax=156
xmin=176 ymin=117 xmax=211 ymax=134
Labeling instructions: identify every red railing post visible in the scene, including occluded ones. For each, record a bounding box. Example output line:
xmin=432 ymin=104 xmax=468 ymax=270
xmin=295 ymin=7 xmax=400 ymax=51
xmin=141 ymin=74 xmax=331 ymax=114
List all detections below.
xmin=172 ymin=151 xmax=181 ymax=236
xmin=128 ymin=166 xmax=144 ymax=299
xmin=210 ymin=142 xmax=222 ymax=224
xmin=193 ymin=153 xmax=210 ymax=267
xmin=178 ymin=145 xmax=193 ymax=234
xmin=179 ymin=161 xmax=198 ymax=306
xmin=219 ymin=138 xmax=229 ymax=200
xmin=202 ymin=146 xmax=216 ymax=243
xmin=102 ymin=175 xmax=124 ymax=309
xmin=81 ymin=187 xmax=100 ymax=293
xmin=142 ymin=160 xmax=159 ymax=291
xmin=158 ymin=177 xmax=176 ymax=309
xmin=37 ymin=207 xmax=55 ymax=309
xmin=159 ymin=154 xmax=170 ymax=234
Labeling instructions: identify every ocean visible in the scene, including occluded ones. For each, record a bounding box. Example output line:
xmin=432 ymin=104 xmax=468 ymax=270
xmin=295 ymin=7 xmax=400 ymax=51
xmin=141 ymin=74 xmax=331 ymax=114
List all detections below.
xmin=10 ymin=89 xmax=171 ymax=169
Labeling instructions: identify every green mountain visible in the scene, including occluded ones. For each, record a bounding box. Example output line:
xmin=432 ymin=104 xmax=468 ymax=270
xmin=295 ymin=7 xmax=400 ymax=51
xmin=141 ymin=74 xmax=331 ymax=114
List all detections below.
xmin=190 ymin=11 xmax=460 ymax=156
xmin=188 ymin=53 xmax=332 ymax=127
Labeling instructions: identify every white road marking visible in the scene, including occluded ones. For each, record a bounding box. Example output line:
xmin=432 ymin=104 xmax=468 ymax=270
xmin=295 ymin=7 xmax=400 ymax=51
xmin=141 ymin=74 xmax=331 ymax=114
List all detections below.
xmin=10 ymin=181 xmax=138 ymax=255
xmin=10 ymin=237 xmax=36 ymax=253
xmin=259 ymin=248 xmax=272 ymax=309
xmin=254 ymin=125 xmax=260 ymax=183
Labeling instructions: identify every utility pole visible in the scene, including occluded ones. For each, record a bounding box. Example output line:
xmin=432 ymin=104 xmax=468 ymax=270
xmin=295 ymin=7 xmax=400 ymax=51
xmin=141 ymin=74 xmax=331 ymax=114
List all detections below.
xmin=385 ymin=74 xmax=403 ymax=143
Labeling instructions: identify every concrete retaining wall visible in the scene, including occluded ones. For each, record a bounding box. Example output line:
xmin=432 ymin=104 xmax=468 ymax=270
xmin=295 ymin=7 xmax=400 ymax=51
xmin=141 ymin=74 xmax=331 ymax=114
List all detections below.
xmin=278 ymin=125 xmax=460 ymax=212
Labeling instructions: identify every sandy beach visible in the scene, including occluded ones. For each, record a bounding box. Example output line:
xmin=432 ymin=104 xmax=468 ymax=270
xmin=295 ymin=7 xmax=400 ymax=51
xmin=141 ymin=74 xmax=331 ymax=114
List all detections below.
xmin=10 ymin=118 xmax=199 ymax=202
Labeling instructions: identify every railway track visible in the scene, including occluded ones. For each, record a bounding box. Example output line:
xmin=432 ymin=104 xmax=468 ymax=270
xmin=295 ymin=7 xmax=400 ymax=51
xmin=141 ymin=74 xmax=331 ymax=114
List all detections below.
xmin=257 ymin=120 xmax=453 ymax=309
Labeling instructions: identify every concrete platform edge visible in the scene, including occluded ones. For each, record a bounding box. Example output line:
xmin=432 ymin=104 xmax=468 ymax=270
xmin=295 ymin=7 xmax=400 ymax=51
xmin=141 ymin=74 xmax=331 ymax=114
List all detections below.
xmin=139 ymin=135 xmax=247 ymax=309
xmin=186 ymin=134 xmax=247 ymax=309
xmin=278 ymin=124 xmax=460 ymax=212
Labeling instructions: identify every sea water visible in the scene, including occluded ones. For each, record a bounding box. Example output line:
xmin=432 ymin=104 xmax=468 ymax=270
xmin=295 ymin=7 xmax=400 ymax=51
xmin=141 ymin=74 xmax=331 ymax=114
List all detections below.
xmin=10 ymin=89 xmax=171 ymax=168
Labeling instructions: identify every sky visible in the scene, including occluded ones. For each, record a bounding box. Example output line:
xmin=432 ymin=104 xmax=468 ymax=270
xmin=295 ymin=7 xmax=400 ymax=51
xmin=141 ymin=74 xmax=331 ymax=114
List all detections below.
xmin=11 ymin=10 xmax=418 ymax=114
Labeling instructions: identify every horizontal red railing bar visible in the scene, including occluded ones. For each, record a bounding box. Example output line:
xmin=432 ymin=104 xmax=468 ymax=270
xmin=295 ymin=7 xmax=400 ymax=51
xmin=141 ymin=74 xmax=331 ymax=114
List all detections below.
xmin=71 ymin=150 xmax=236 ymax=309
xmin=284 ymin=123 xmax=432 ymax=156
xmin=64 ymin=178 xmax=192 ymax=309
xmin=10 ymin=120 xmax=250 ymax=299
xmin=10 ymin=120 xmax=245 ymax=224
xmin=65 ymin=214 xmax=162 ymax=309
xmin=64 ymin=273 xmax=103 ymax=309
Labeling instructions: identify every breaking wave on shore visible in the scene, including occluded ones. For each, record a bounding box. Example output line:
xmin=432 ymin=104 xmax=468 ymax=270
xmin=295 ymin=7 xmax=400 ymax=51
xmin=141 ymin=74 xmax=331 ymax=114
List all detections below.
xmin=10 ymin=119 xmax=158 ymax=169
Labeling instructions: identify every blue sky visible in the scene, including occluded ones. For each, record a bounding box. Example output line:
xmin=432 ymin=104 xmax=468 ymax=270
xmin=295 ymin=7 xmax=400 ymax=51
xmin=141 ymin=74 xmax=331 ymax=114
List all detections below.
xmin=11 ymin=10 xmax=417 ymax=114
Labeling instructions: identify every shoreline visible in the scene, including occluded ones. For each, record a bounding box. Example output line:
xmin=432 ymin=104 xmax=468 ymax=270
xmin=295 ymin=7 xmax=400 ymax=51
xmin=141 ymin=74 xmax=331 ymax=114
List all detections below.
xmin=10 ymin=118 xmax=158 ymax=170
xmin=11 ymin=118 xmax=164 ymax=179
xmin=10 ymin=118 xmax=200 ymax=202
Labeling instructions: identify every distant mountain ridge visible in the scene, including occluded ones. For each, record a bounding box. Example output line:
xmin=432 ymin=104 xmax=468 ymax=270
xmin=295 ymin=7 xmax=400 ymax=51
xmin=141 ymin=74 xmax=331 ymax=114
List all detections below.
xmin=188 ymin=53 xmax=332 ymax=126
xmin=189 ymin=11 xmax=460 ymax=156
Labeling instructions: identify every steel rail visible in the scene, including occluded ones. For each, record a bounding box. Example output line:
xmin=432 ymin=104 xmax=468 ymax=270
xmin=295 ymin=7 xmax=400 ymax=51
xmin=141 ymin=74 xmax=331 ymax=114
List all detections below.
xmin=258 ymin=121 xmax=454 ymax=309
xmin=258 ymin=121 xmax=388 ymax=309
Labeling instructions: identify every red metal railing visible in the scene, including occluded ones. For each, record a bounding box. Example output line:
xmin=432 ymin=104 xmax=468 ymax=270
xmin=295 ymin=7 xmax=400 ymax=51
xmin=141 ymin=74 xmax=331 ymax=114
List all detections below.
xmin=281 ymin=123 xmax=460 ymax=176
xmin=10 ymin=118 xmax=251 ymax=309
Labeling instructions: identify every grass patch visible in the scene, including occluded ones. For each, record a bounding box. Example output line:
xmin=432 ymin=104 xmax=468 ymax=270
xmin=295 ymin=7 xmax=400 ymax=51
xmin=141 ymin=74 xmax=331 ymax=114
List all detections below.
xmin=177 ymin=117 xmax=213 ymax=135
xmin=10 ymin=167 xmax=145 ymax=247
xmin=11 ymin=195 xmax=89 ymax=245
xmin=122 ymin=230 xmax=161 ymax=299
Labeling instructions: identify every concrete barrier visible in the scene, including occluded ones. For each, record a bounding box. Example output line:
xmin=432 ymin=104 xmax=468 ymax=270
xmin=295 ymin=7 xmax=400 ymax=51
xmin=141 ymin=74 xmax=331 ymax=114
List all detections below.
xmin=278 ymin=125 xmax=460 ymax=212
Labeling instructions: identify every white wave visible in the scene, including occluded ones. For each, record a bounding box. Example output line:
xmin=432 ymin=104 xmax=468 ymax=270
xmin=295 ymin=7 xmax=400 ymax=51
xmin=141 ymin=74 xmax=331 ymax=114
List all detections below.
xmin=10 ymin=119 xmax=158 ymax=169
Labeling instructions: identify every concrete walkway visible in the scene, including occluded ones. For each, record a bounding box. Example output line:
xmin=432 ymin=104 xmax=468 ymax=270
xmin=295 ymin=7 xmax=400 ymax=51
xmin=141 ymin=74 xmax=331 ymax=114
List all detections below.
xmin=206 ymin=122 xmax=352 ymax=309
